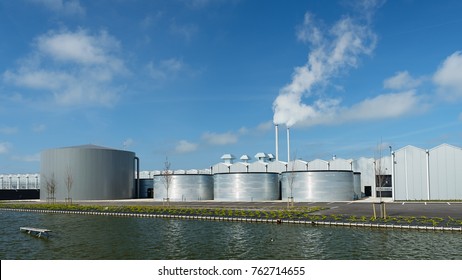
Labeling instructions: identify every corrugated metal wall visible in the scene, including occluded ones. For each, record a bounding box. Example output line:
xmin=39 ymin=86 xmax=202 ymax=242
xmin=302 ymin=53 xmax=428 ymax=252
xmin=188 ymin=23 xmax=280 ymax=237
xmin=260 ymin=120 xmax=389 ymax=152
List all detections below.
xmin=429 ymin=144 xmax=462 ymax=200
xmin=153 ymin=174 xmax=214 ymax=201
xmin=393 ymin=146 xmax=427 ymax=200
xmin=213 ymin=173 xmax=280 ymax=201
xmin=281 ymin=171 xmax=354 ymax=202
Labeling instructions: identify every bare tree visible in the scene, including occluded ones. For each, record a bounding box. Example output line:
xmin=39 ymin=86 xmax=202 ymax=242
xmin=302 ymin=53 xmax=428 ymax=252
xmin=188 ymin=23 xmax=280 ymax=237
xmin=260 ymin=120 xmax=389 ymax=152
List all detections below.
xmin=44 ymin=173 xmax=57 ymax=204
xmin=373 ymin=141 xmax=388 ymax=218
xmin=161 ymin=157 xmax=173 ymax=206
xmin=65 ymin=165 xmax=73 ymax=205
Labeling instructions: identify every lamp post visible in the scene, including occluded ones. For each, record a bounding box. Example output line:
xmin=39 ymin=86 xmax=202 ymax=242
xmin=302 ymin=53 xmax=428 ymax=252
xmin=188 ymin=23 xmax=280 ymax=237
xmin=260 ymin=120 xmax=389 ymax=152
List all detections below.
xmin=389 ymin=146 xmax=395 ymax=201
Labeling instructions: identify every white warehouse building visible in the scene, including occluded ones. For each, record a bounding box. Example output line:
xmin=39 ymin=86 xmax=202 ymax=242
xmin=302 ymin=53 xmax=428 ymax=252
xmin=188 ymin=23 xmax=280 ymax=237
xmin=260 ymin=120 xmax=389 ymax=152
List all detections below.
xmin=393 ymin=144 xmax=462 ymax=200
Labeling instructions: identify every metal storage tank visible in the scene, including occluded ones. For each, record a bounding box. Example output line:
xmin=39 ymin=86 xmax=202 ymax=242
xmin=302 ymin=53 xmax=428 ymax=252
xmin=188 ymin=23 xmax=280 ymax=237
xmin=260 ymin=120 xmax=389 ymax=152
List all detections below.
xmin=40 ymin=144 xmax=137 ymax=200
xmin=281 ymin=170 xmax=354 ymax=202
xmin=153 ymin=174 xmax=213 ymax=201
xmin=213 ymin=172 xmax=280 ymax=201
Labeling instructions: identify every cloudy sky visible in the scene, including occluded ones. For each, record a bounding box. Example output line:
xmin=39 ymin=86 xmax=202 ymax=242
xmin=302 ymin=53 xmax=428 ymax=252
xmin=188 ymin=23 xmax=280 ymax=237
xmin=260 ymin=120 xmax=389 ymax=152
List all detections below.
xmin=1 ymin=0 xmax=462 ymax=173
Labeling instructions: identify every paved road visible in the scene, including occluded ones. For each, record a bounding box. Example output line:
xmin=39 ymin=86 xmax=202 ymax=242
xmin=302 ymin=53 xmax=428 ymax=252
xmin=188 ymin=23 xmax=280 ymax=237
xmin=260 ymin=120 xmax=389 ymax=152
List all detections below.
xmin=55 ymin=199 xmax=462 ymax=219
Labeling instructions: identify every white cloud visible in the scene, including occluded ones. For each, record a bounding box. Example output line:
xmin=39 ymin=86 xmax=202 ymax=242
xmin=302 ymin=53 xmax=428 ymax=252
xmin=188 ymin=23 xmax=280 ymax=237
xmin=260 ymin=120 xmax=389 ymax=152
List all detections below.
xmin=12 ymin=153 xmax=40 ymax=162
xmin=256 ymin=121 xmax=273 ymax=132
xmin=175 ymin=140 xmax=198 ymax=153
xmin=36 ymin=29 xmax=124 ymax=71
xmin=30 ymin=0 xmax=85 ymax=16
xmin=273 ymin=5 xmax=378 ymax=127
xmin=433 ymin=51 xmax=462 ymax=101
xmin=341 ymin=90 xmax=423 ymax=121
xmin=383 ymin=71 xmax=422 ymax=90
xmin=122 ymin=138 xmax=134 ymax=148
xmin=32 ymin=124 xmax=46 ymax=133
xmin=3 ymin=29 xmax=125 ymax=108
xmin=147 ymin=58 xmax=184 ymax=80
xmin=170 ymin=20 xmax=198 ymax=41
xmin=202 ymin=131 xmax=238 ymax=145
xmin=0 ymin=126 xmax=18 ymax=135
xmin=294 ymin=90 xmax=424 ymax=127
xmin=0 ymin=142 xmax=11 ymax=154
xmin=296 ymin=12 xmax=323 ymax=45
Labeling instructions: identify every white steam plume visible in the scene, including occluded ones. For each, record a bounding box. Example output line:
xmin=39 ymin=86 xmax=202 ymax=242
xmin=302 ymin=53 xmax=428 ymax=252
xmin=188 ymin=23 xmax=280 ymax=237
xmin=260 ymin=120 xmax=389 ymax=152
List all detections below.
xmin=273 ymin=2 xmax=379 ymax=127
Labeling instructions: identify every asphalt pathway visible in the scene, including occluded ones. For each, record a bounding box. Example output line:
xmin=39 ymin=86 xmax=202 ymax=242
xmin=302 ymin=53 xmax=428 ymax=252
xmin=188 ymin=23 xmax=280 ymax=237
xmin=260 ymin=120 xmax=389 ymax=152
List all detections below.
xmin=59 ymin=199 xmax=462 ymax=219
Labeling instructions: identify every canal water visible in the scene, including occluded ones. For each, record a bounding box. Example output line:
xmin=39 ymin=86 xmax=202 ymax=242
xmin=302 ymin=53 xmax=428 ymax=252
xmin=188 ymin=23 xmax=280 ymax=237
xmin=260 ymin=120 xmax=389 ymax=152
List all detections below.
xmin=1 ymin=210 xmax=461 ymax=260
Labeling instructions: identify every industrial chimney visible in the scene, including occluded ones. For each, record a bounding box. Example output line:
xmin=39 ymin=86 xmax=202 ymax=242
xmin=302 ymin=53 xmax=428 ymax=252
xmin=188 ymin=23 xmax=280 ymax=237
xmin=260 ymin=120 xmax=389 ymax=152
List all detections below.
xmin=287 ymin=126 xmax=290 ymax=163
xmin=275 ymin=124 xmax=279 ymax=161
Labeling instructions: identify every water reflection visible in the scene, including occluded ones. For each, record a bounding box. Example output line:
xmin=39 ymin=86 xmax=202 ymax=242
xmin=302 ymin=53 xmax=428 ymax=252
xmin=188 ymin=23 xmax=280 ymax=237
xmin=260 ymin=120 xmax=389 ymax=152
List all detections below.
xmin=1 ymin=211 xmax=461 ymax=260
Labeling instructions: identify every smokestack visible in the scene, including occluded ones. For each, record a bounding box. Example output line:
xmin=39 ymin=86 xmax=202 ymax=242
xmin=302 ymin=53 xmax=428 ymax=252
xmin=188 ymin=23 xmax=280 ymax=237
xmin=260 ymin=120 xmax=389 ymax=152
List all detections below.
xmin=287 ymin=126 xmax=290 ymax=163
xmin=275 ymin=124 xmax=279 ymax=161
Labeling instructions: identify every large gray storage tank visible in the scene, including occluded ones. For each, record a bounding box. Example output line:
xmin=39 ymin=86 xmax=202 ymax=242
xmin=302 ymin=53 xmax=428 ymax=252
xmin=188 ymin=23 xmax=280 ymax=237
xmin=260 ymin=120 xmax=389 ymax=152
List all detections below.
xmin=213 ymin=172 xmax=280 ymax=201
xmin=153 ymin=174 xmax=213 ymax=201
xmin=281 ymin=170 xmax=354 ymax=202
xmin=40 ymin=145 xmax=136 ymax=200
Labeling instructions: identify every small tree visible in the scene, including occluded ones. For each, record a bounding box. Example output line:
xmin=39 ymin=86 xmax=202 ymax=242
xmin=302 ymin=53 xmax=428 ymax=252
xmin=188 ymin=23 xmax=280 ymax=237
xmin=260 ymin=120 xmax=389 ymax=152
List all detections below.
xmin=65 ymin=165 xmax=73 ymax=205
xmin=161 ymin=157 xmax=173 ymax=206
xmin=45 ymin=173 xmax=57 ymax=204
xmin=373 ymin=141 xmax=387 ymax=218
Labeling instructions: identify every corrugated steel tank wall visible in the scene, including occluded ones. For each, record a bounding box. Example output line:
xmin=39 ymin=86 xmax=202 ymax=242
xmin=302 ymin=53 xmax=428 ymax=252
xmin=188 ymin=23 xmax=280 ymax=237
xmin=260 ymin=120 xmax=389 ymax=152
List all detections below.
xmin=153 ymin=174 xmax=213 ymax=201
xmin=40 ymin=145 xmax=135 ymax=200
xmin=213 ymin=173 xmax=280 ymax=201
xmin=281 ymin=171 xmax=354 ymax=202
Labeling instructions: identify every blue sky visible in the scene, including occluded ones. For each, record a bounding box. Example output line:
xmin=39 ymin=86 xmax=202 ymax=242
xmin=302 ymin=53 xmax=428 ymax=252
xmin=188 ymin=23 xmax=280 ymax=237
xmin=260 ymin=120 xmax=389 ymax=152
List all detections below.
xmin=1 ymin=0 xmax=462 ymax=173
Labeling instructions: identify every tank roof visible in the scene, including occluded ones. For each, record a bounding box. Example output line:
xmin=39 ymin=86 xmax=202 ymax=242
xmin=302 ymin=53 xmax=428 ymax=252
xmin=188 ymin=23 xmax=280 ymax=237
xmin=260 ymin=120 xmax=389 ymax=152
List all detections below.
xmin=53 ymin=144 xmax=130 ymax=151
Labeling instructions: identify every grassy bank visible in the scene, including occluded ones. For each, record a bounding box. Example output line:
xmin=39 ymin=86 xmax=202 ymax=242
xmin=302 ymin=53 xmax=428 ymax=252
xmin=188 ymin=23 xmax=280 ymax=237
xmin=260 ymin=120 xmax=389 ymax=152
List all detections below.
xmin=2 ymin=202 xmax=462 ymax=228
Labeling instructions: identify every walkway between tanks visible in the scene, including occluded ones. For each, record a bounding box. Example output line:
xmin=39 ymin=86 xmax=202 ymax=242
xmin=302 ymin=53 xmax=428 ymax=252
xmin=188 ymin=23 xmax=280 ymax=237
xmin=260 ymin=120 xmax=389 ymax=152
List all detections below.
xmin=61 ymin=198 xmax=462 ymax=219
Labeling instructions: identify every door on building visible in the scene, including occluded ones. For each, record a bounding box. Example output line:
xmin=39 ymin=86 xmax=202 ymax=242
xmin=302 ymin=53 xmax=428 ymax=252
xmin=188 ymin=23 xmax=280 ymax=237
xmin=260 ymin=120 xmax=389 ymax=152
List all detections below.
xmin=365 ymin=186 xmax=372 ymax=197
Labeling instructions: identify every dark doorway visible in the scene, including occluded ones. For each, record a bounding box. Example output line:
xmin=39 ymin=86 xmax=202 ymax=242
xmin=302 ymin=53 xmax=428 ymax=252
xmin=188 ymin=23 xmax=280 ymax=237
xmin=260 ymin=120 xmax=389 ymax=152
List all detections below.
xmin=365 ymin=186 xmax=372 ymax=197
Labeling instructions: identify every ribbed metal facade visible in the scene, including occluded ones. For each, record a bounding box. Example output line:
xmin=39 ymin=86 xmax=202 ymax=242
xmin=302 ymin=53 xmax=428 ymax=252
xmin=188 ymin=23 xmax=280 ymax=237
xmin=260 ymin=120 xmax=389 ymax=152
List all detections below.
xmin=394 ymin=144 xmax=462 ymax=200
xmin=353 ymin=172 xmax=361 ymax=199
xmin=40 ymin=145 xmax=136 ymax=200
xmin=393 ymin=145 xmax=427 ymax=200
xmin=428 ymin=144 xmax=462 ymax=200
xmin=153 ymin=174 xmax=213 ymax=201
xmin=281 ymin=171 xmax=354 ymax=202
xmin=213 ymin=173 xmax=280 ymax=201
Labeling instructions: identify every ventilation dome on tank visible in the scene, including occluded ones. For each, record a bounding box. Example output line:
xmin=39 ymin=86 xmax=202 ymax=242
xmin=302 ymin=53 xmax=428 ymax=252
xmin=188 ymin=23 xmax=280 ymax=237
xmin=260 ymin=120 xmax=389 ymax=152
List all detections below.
xmin=221 ymin=154 xmax=235 ymax=164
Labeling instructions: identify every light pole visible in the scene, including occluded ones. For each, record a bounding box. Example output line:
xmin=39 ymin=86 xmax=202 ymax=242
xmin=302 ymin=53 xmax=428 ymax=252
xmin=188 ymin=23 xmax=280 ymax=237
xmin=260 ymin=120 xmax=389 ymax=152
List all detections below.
xmin=389 ymin=145 xmax=395 ymax=201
